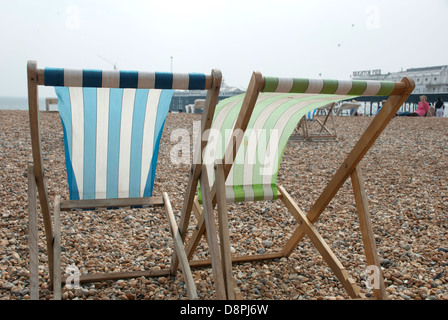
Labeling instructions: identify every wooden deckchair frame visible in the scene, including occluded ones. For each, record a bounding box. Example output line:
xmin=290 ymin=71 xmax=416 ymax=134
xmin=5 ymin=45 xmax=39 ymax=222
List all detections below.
xmin=173 ymin=71 xmax=414 ymax=300
xmin=26 ymin=60 xmax=222 ymax=300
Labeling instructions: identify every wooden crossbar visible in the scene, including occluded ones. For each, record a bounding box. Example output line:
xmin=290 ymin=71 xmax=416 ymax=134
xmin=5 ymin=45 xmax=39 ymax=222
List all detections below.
xmin=62 ymin=269 xmax=172 ymax=284
xmin=188 ymin=253 xmax=284 ymax=268
xmin=60 ymin=197 xmax=164 ymax=211
xmin=49 ymin=193 xmax=198 ymax=299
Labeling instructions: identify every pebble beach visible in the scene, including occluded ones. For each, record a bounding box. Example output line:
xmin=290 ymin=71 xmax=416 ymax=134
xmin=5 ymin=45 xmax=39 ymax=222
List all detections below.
xmin=0 ymin=110 xmax=447 ymax=300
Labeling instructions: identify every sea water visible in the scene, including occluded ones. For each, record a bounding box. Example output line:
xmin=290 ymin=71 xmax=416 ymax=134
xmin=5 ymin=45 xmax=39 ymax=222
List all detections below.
xmin=0 ymin=96 xmax=446 ymax=116
xmin=0 ymin=96 xmax=50 ymax=111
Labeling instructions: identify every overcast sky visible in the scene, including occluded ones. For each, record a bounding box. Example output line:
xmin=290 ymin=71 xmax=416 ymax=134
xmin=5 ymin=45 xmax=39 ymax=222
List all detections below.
xmin=1 ymin=0 xmax=447 ymax=98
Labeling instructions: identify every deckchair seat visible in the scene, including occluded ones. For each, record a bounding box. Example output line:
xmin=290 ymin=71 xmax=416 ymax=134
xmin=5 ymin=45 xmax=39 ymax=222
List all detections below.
xmin=200 ymin=76 xmax=397 ymax=204
xmin=56 ymin=87 xmax=173 ymax=201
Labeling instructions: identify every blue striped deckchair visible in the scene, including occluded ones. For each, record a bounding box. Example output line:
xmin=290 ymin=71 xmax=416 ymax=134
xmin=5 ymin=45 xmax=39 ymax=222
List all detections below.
xmin=177 ymin=71 xmax=415 ymax=300
xmin=26 ymin=60 xmax=222 ymax=300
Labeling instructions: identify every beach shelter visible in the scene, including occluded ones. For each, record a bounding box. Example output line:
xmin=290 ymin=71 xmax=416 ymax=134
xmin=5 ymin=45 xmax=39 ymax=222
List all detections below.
xmin=172 ymin=71 xmax=414 ymax=300
xmin=26 ymin=60 xmax=222 ymax=299
xmin=337 ymin=101 xmax=362 ymax=116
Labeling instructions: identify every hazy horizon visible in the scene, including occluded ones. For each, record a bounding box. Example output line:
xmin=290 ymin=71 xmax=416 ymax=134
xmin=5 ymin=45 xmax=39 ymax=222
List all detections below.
xmin=1 ymin=0 xmax=447 ymax=99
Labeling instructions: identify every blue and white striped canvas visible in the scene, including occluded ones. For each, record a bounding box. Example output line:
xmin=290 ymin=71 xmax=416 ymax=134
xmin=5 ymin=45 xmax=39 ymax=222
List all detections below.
xmin=305 ymin=108 xmax=317 ymax=120
xmin=55 ymin=87 xmax=173 ymax=200
xmin=45 ymin=68 xmax=207 ymax=90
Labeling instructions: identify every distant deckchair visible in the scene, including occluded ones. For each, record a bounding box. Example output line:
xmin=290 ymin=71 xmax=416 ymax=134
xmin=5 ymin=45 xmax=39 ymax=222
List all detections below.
xmin=294 ymin=102 xmax=337 ymax=140
xmin=173 ymin=72 xmax=414 ymax=300
xmin=45 ymin=97 xmax=58 ymax=112
xmin=26 ymin=60 xmax=222 ymax=300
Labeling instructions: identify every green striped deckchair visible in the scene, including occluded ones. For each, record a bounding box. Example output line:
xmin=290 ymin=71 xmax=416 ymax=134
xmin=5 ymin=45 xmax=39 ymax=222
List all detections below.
xmin=176 ymin=71 xmax=415 ymax=300
xmin=26 ymin=60 xmax=223 ymax=300
xmin=200 ymin=77 xmax=399 ymax=203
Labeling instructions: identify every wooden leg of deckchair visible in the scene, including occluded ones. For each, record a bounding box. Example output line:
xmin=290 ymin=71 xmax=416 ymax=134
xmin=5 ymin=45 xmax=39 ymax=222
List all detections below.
xmin=350 ymin=167 xmax=387 ymax=300
xmin=162 ymin=192 xmax=198 ymax=300
xmin=53 ymin=195 xmax=62 ymax=300
xmin=28 ymin=166 xmax=39 ymax=300
xmin=200 ymin=166 xmax=227 ymax=299
xmin=28 ymin=62 xmax=54 ymax=287
xmin=215 ymin=163 xmax=236 ymax=300
xmin=279 ymin=186 xmax=361 ymax=299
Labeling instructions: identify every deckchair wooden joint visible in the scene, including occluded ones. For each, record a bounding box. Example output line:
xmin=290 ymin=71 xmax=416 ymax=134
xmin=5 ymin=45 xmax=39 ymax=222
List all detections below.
xmin=59 ymin=197 xmax=165 ymax=211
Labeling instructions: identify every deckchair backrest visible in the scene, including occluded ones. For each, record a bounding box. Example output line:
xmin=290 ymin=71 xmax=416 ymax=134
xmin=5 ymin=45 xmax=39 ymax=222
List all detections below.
xmin=42 ymin=68 xmax=212 ymax=200
xmin=201 ymin=76 xmax=397 ymax=203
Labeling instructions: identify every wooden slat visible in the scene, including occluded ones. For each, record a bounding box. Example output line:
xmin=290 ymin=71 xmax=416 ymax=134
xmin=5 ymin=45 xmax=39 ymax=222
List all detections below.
xmin=215 ymin=163 xmax=236 ymax=300
xmin=162 ymin=192 xmax=198 ymax=300
xmin=281 ymin=77 xmax=415 ymax=257
xmin=60 ymin=196 xmax=164 ymax=211
xmin=351 ymin=167 xmax=387 ymax=300
xmin=61 ymin=269 xmax=172 ymax=284
xmin=189 ymin=252 xmax=284 ymax=268
xmin=199 ymin=166 xmax=227 ymax=299
xmin=278 ymin=186 xmax=361 ymax=299
xmin=27 ymin=166 xmax=39 ymax=300
xmin=53 ymin=195 xmax=62 ymax=300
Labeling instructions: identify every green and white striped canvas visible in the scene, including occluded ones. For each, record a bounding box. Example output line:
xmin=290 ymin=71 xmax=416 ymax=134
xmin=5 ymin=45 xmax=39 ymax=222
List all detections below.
xmin=200 ymin=77 xmax=396 ymax=203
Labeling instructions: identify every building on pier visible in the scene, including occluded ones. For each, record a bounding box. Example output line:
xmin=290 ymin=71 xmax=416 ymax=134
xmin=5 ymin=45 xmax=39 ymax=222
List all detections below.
xmin=352 ymin=65 xmax=448 ymax=94
xmin=351 ymin=65 xmax=448 ymax=115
